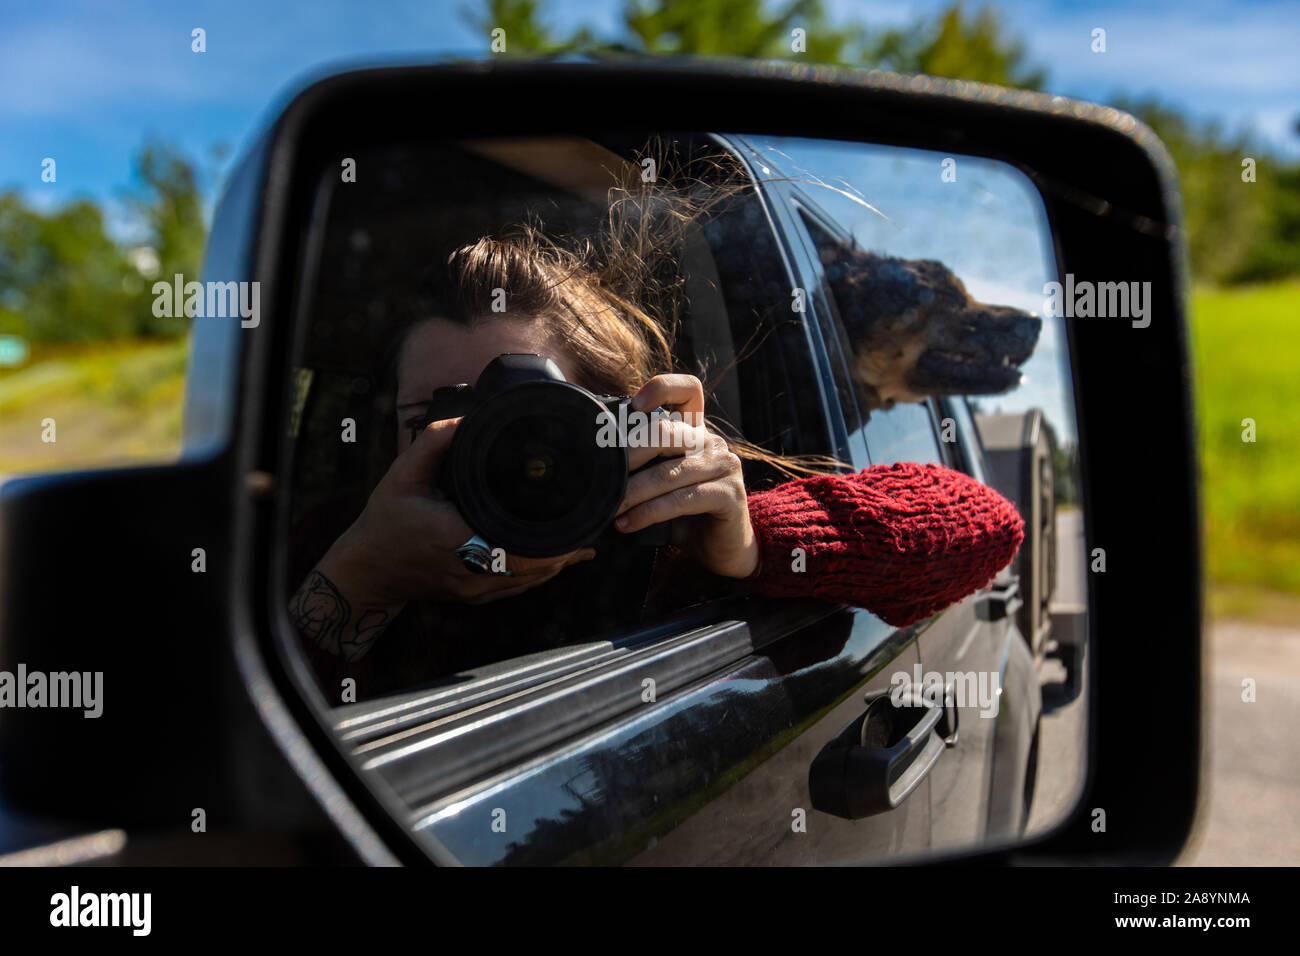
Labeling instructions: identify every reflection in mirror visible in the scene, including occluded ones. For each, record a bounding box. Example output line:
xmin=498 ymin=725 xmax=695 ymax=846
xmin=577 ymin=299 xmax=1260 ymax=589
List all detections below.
xmin=279 ymin=132 xmax=1087 ymax=864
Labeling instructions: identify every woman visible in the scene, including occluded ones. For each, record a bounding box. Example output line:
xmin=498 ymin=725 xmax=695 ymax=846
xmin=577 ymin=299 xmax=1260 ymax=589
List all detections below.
xmin=289 ymin=159 xmax=1024 ymax=697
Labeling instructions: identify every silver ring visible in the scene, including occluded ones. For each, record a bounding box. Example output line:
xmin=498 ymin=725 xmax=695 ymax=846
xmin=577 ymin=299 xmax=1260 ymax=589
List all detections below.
xmin=455 ymin=534 xmax=510 ymax=576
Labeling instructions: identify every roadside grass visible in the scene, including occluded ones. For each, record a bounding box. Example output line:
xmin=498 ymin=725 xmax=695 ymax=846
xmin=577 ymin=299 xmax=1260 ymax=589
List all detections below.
xmin=1208 ymin=584 xmax=1300 ymax=629
xmin=0 ymin=338 xmax=188 ymax=475
xmin=1191 ymin=279 xmax=1300 ymax=619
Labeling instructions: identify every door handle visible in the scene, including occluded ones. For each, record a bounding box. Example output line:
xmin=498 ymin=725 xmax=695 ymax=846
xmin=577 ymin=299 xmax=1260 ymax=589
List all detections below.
xmin=808 ymin=689 xmax=947 ymax=819
xmin=975 ymin=577 xmax=1020 ymax=622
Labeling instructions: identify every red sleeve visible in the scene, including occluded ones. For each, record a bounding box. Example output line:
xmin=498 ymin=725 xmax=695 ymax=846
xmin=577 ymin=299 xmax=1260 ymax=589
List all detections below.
xmin=744 ymin=462 xmax=1024 ymax=626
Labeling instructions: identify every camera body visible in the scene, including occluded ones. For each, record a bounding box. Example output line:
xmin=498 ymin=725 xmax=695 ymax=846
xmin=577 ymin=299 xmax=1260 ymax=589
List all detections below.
xmin=415 ymin=353 xmax=670 ymax=558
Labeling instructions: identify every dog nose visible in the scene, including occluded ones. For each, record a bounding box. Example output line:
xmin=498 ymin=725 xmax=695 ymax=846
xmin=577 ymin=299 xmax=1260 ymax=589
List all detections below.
xmin=964 ymin=305 xmax=1041 ymax=360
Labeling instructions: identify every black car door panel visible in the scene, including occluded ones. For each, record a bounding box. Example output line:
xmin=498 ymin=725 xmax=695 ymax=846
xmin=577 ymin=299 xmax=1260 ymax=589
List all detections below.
xmin=365 ymin=602 xmax=922 ymax=864
xmin=629 ymin=624 xmax=925 ymax=865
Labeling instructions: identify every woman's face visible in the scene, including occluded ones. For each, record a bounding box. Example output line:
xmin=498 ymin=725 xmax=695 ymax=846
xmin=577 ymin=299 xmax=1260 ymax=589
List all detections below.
xmin=395 ymin=316 xmax=584 ymax=452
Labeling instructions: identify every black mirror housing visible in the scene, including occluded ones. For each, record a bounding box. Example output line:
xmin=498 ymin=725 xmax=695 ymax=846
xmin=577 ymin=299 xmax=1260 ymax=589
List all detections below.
xmin=0 ymin=59 xmax=1199 ymax=866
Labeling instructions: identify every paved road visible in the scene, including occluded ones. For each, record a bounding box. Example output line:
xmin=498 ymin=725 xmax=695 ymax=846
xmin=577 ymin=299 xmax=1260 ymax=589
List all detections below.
xmin=1177 ymin=618 xmax=1300 ymax=865
xmin=1024 ymin=509 xmax=1299 ymax=864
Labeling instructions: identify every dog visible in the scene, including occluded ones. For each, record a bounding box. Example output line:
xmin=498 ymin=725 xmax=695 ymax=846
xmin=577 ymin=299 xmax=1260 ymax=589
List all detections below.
xmin=819 ymin=246 xmax=1042 ymax=413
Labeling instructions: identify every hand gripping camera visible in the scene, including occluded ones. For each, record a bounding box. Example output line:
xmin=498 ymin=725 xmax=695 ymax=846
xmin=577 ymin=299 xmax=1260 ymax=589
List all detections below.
xmin=415 ymin=354 xmax=672 ymax=558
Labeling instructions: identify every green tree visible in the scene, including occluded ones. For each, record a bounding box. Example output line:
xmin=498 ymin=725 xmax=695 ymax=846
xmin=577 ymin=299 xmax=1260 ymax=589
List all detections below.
xmin=1040 ymin=416 xmax=1078 ymax=507
xmin=0 ymin=141 xmax=207 ymax=345
xmin=1113 ymin=96 xmax=1300 ymax=285
xmin=459 ymin=0 xmax=597 ymax=55
xmin=126 ymin=141 xmax=209 ymax=335
xmin=871 ymin=3 xmax=1046 ymax=89
xmin=618 ymin=0 xmax=867 ymax=62
xmin=463 ymin=0 xmax=868 ymax=60
xmin=462 ymin=0 xmax=1043 ymax=83
xmin=0 ymin=193 xmax=138 ymax=342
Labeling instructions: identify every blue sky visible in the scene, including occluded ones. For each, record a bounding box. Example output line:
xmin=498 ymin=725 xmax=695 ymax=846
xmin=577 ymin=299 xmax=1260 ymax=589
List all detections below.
xmin=2 ymin=0 xmax=1297 ymax=237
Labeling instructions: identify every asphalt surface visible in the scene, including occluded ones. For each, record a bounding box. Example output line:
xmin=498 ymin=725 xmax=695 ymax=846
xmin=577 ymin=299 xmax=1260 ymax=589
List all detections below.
xmin=1177 ymin=618 xmax=1300 ymax=865
xmin=1024 ymin=508 xmax=1299 ymax=865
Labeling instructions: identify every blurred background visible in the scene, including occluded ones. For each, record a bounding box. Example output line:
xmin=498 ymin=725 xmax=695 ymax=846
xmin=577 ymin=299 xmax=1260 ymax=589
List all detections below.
xmin=2 ymin=0 xmax=1296 ymax=865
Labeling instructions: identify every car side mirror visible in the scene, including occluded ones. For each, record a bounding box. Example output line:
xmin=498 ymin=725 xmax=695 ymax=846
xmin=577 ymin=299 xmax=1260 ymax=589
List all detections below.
xmin=0 ymin=61 xmax=1199 ymax=866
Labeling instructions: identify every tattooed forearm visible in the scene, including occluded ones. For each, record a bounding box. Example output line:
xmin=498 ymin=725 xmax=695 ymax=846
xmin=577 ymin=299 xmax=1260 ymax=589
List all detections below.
xmin=340 ymin=608 xmax=392 ymax=662
xmin=289 ymin=571 xmax=350 ymax=655
xmin=289 ymin=570 xmax=395 ymax=661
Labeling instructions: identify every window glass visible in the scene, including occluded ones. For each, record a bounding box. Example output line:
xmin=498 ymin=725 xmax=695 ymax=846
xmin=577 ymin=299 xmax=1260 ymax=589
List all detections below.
xmin=862 ymin=399 xmax=944 ymax=466
xmin=946 ymin=396 xmax=989 ymax=482
xmin=275 ymin=130 xmax=1090 ymax=865
xmin=797 ymin=212 xmax=943 ymax=467
xmin=284 ymin=135 xmax=825 ymax=701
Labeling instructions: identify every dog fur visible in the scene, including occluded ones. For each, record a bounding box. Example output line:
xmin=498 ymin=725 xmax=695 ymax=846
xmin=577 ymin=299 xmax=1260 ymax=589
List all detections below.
xmin=819 ymin=245 xmax=1042 ymax=412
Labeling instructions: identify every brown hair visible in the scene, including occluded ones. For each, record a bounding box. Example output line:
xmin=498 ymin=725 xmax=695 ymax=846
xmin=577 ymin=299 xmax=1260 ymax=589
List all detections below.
xmin=399 ymin=141 xmax=843 ymax=480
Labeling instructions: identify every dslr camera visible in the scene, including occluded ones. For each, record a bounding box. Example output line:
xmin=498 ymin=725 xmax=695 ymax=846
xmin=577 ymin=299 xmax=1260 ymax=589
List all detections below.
xmin=414 ymin=354 xmax=671 ymax=559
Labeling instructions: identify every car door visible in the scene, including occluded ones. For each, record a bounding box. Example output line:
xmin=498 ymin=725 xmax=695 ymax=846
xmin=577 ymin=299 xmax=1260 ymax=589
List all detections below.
xmin=864 ymin=398 xmax=1014 ymax=851
xmin=776 ymin=193 xmax=1018 ymax=851
xmin=932 ymin=396 xmax=1041 ymax=844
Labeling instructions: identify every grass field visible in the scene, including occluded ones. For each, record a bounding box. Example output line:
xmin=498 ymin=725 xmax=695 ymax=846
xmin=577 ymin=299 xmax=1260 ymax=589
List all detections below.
xmin=0 ymin=282 xmax=1296 ymax=619
xmin=0 ymin=338 xmax=188 ymax=477
xmin=1190 ymin=280 xmax=1300 ymax=621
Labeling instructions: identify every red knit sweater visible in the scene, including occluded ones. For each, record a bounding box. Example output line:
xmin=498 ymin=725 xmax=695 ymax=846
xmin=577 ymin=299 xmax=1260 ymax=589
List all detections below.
xmin=744 ymin=462 xmax=1024 ymax=626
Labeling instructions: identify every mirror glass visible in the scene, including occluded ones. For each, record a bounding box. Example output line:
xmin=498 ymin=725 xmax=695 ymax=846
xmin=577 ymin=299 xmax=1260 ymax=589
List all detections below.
xmin=279 ymin=132 xmax=1087 ymax=864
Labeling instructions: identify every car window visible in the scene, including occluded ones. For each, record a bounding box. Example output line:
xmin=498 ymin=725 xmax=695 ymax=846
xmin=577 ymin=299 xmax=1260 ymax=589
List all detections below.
xmin=274 ymin=130 xmax=1089 ymax=866
xmin=284 ymin=135 xmax=828 ymax=702
xmin=861 ymin=399 xmax=944 ymax=466
xmin=795 ymin=211 xmax=944 ymax=468
xmin=943 ymin=396 xmax=990 ymax=483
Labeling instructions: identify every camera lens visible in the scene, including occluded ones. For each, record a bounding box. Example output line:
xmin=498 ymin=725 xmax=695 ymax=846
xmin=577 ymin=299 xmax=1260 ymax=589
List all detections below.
xmin=484 ymin=413 xmax=593 ymax=523
xmin=449 ymin=381 xmax=628 ymax=557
